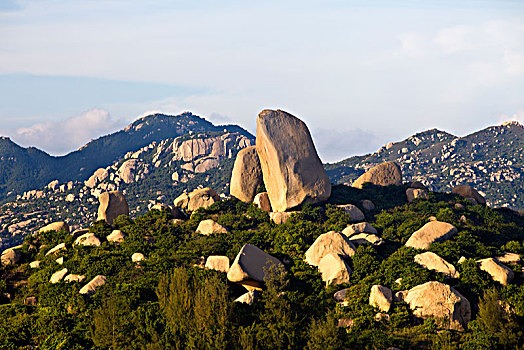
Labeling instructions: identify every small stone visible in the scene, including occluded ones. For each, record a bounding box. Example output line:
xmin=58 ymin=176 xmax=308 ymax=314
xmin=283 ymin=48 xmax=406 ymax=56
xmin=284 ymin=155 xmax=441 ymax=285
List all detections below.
xmin=74 ymin=233 xmax=102 ymax=247
xmin=132 ymin=253 xmax=146 ymax=263
xmin=45 ymin=243 xmax=66 ymax=256
xmin=337 ymin=204 xmax=365 ymax=222
xmin=196 ymin=219 xmax=228 ymax=235
xmin=107 ymin=230 xmax=126 ymax=243
xmin=79 ymin=275 xmax=107 ymax=295
xmin=205 ymin=255 xmax=230 ymax=273
xmin=49 ymin=268 xmax=68 ymax=284
xmin=253 ymin=192 xmax=271 ymax=212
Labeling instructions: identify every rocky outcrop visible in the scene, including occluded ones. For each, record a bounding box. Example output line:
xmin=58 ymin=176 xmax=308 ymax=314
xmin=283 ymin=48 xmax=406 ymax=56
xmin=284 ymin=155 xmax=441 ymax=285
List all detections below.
xmin=64 ymin=274 xmax=86 ymax=283
xmin=253 ymin=192 xmax=271 ymax=212
xmin=414 ymin=251 xmax=459 ymax=278
xmin=406 ymin=188 xmax=429 ymax=202
xmin=205 ymin=255 xmax=230 ymax=273
xmin=230 ymin=146 xmax=263 ymax=202
xmin=45 ymin=243 xmax=66 ymax=256
xmin=405 ymin=221 xmax=458 ymax=250
xmin=39 ymin=221 xmax=70 ymax=234
xmin=132 ymin=253 xmax=146 ymax=263
xmin=369 ymin=285 xmax=393 ymax=312
xmin=79 ymin=275 xmax=107 ymax=295
xmin=342 ymin=222 xmax=378 ymax=237
xmin=269 ymin=212 xmax=296 ymax=224
xmin=348 ymin=233 xmax=384 ymax=246
xmin=477 ymin=258 xmax=514 ymax=285
xmin=305 ymin=231 xmax=356 ymax=266
xmin=1 ymin=248 xmax=21 ymax=265
xmin=318 ymin=253 xmax=351 ymax=286
xmin=255 ymin=109 xmax=331 ymax=212
xmin=97 ymin=191 xmax=129 ymax=225
xmin=234 ymin=291 xmax=256 ymax=305
xmin=117 ymin=159 xmax=141 ymax=184
xmin=227 ymin=244 xmax=283 ymax=285
xmin=337 ymin=204 xmax=365 ymax=222
xmin=196 ymin=219 xmax=228 ymax=235
xmin=452 ymin=185 xmax=486 ymax=205
xmin=403 ymin=281 xmax=471 ymax=331
xmin=85 ymin=168 xmax=109 ymax=188
xmin=74 ymin=233 xmax=101 ymax=247
xmin=107 ymin=230 xmax=125 ymax=243
xmin=352 ymin=162 xmax=402 ymax=189
xmin=49 ymin=268 xmax=68 ymax=284
xmin=496 ymin=252 xmax=521 ymax=264
xmin=174 ymin=188 xmax=220 ymax=212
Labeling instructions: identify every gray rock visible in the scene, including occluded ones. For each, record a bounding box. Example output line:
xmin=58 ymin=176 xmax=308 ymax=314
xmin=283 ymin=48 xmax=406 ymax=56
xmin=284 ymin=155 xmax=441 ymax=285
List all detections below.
xmin=352 ymin=162 xmax=402 ymax=189
xmin=227 ymin=244 xmax=283 ymax=284
xmin=230 ymin=146 xmax=264 ymax=202
xmin=97 ymin=191 xmax=129 ymax=225
xmin=337 ymin=204 xmax=365 ymax=222
xmin=405 ymin=221 xmax=458 ymax=250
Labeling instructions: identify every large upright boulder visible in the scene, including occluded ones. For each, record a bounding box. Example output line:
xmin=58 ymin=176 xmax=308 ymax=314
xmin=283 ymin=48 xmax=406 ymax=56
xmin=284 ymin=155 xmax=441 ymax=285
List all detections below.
xmin=305 ymin=231 xmax=356 ymax=266
xmin=405 ymin=221 xmax=457 ymax=250
xmin=97 ymin=191 xmax=129 ymax=225
xmin=352 ymin=162 xmax=402 ymax=189
xmin=255 ymin=109 xmax=331 ymax=212
xmin=452 ymin=185 xmax=486 ymax=205
xmin=227 ymin=244 xmax=283 ymax=284
xmin=318 ymin=253 xmax=352 ymax=286
xmin=230 ymin=146 xmax=263 ymax=202
xmin=369 ymin=285 xmax=393 ymax=312
xmin=403 ymin=281 xmax=471 ymax=331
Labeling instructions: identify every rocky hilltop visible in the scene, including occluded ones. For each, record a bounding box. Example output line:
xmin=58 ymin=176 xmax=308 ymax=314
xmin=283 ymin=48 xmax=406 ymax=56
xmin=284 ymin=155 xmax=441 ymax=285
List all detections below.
xmin=326 ymin=121 xmax=524 ymax=209
xmin=0 ymin=110 xmax=522 ymax=350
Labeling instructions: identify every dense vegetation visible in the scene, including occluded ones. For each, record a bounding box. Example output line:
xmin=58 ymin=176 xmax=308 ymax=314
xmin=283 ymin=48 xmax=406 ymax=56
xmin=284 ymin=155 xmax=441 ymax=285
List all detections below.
xmin=1 ymin=184 xmax=523 ymax=349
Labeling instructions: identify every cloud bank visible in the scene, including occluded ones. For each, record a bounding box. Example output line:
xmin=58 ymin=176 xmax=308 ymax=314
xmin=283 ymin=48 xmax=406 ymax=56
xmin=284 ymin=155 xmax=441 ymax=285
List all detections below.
xmin=13 ymin=109 xmax=124 ymax=155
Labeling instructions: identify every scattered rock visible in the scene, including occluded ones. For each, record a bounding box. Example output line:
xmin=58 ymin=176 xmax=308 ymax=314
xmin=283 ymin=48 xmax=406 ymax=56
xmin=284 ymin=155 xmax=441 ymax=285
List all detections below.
xmin=477 ymin=258 xmax=514 ymax=285
xmin=205 ymin=255 xmax=230 ymax=273
xmin=56 ymin=257 xmax=64 ymax=265
xmin=175 ymin=187 xmax=220 ymax=212
xmin=64 ymin=274 xmax=86 ymax=283
xmin=406 ymin=188 xmax=429 ymax=202
xmin=196 ymin=219 xmax=228 ymax=235
xmin=79 ymin=275 xmax=107 ymax=295
xmin=74 ymin=233 xmax=102 ymax=247
xmin=404 ymin=281 xmax=471 ymax=331
xmin=428 ymin=216 xmax=437 ymax=221
xmin=253 ymin=192 xmax=271 ymax=212
xmin=269 ymin=211 xmax=296 ymax=224
xmin=375 ymin=313 xmax=390 ymax=322
xmin=352 ymin=162 xmax=402 ymax=189
xmin=30 ymin=260 xmax=40 ymax=269
xmin=230 ymin=146 xmax=264 ymax=202
xmin=97 ymin=191 xmax=129 ymax=225
xmin=107 ymin=230 xmax=126 ymax=243
xmin=405 ymin=221 xmax=458 ymax=250
xmin=39 ymin=221 xmax=70 ymax=234
xmin=452 ymin=185 xmax=486 ymax=205
xmin=369 ymin=285 xmax=393 ymax=312
xmin=348 ymin=233 xmax=384 ymax=246
xmin=234 ymin=291 xmax=256 ymax=305
xmin=227 ymin=244 xmax=283 ymax=284
xmin=305 ymin=231 xmax=356 ymax=266
xmin=342 ymin=222 xmax=378 ymax=237
xmin=150 ymin=203 xmax=185 ymax=219
xmin=458 ymin=256 xmax=467 ymax=264
xmin=496 ymin=252 xmax=521 ymax=265
xmin=255 ymin=109 xmax=331 ymax=212
xmin=360 ymin=199 xmax=376 ymax=211
xmin=414 ymin=251 xmax=459 ymax=278
xmin=333 ymin=288 xmax=350 ymax=306
xmin=318 ymin=253 xmax=351 ymax=285
xmin=455 ymin=203 xmax=465 ymax=211
xmin=1 ymin=248 xmax=21 ymax=266
xmin=132 ymin=253 xmax=146 ymax=263
xmin=45 ymin=243 xmax=66 ymax=256
xmin=337 ymin=204 xmax=365 ymax=222
xmin=49 ymin=268 xmax=68 ymax=284
xmin=25 ymin=296 xmax=37 ymax=306
xmin=337 ymin=318 xmax=354 ymax=328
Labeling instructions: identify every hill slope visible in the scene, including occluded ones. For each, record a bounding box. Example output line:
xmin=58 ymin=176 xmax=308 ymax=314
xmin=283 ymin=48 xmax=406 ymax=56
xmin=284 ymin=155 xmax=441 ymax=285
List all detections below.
xmin=0 ymin=113 xmax=253 ymax=203
xmin=326 ymin=121 xmax=524 ymax=209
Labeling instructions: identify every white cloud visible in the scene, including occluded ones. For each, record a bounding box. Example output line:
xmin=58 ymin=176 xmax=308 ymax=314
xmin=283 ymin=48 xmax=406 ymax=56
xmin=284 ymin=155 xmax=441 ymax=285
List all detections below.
xmin=13 ymin=108 xmax=124 ymax=155
xmin=312 ymin=128 xmax=379 ymax=163
xmin=497 ymin=110 xmax=524 ymax=124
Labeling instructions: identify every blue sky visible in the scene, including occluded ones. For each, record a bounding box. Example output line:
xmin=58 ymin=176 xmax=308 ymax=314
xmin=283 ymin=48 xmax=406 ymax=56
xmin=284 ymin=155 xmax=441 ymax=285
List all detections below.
xmin=0 ymin=0 xmax=523 ymax=160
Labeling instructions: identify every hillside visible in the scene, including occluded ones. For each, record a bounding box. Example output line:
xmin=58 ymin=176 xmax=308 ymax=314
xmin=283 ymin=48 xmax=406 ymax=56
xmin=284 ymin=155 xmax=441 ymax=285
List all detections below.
xmin=0 ymin=184 xmax=523 ymax=349
xmin=326 ymin=121 xmax=524 ymax=210
xmin=0 ymin=112 xmax=253 ymax=204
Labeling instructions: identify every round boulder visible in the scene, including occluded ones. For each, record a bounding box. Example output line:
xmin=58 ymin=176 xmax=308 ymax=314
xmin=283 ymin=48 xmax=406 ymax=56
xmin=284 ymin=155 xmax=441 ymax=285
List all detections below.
xmin=305 ymin=231 xmax=356 ymax=267
xmin=352 ymin=162 xmax=402 ymax=189
xmin=196 ymin=219 xmax=228 ymax=235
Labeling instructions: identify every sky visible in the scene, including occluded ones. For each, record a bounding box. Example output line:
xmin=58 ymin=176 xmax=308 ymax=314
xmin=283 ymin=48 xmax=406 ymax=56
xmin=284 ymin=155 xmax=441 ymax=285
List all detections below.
xmin=0 ymin=0 xmax=523 ymax=162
